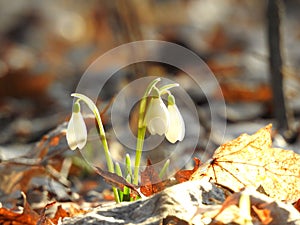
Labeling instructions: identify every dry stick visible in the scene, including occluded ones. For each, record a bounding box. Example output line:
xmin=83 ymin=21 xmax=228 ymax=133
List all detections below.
xmin=266 ymin=0 xmax=294 ymax=138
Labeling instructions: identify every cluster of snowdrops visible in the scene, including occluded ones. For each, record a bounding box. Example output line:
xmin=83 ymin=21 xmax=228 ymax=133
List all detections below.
xmin=66 ymin=78 xmax=185 ymax=202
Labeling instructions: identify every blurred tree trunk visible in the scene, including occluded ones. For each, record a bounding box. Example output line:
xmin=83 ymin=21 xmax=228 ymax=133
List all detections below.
xmin=267 ymin=0 xmax=295 ymax=139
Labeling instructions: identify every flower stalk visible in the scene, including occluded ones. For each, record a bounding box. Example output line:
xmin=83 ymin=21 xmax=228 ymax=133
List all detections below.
xmin=133 ymin=78 xmax=184 ymax=185
xmin=133 ymin=78 xmax=161 ymax=185
xmin=69 ymin=93 xmax=120 ymax=203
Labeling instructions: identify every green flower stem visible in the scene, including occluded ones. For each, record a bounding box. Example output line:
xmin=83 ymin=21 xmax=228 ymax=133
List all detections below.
xmin=159 ymin=159 xmax=170 ymax=179
xmin=133 ymin=78 xmax=161 ymax=185
xmin=159 ymin=83 xmax=179 ymax=95
xmin=133 ymin=126 xmax=146 ymax=186
xmin=71 ymin=93 xmax=120 ymax=203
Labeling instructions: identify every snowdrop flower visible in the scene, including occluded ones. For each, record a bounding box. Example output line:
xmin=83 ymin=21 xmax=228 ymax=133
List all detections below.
xmin=165 ymin=95 xmax=185 ymax=143
xmin=144 ymin=95 xmax=170 ymax=136
xmin=66 ymin=101 xmax=87 ymax=150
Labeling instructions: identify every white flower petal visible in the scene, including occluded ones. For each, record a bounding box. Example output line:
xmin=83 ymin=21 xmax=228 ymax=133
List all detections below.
xmin=144 ymin=97 xmax=170 ymax=136
xmin=66 ymin=115 xmax=77 ymax=150
xmin=66 ymin=111 xmax=87 ymax=150
xmin=148 ymin=117 xmax=168 ymax=135
xmin=165 ymin=104 xmax=185 ymax=143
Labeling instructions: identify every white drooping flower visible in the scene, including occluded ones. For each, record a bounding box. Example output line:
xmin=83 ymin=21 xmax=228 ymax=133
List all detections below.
xmin=165 ymin=94 xmax=185 ymax=143
xmin=66 ymin=101 xmax=87 ymax=150
xmin=144 ymin=96 xmax=170 ymax=136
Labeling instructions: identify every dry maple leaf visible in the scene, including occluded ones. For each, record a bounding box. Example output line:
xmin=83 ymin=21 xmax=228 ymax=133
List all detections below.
xmin=191 ymin=124 xmax=300 ymax=202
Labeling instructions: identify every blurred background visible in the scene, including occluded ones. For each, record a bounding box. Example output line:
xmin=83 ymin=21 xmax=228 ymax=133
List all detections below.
xmin=0 ymin=0 xmax=300 ymax=210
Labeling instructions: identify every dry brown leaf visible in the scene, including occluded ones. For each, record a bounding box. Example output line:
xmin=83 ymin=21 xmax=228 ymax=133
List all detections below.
xmin=0 ymin=207 xmax=37 ymax=225
xmin=94 ymin=166 xmax=141 ymax=198
xmin=162 ymin=215 xmax=190 ymax=225
xmin=0 ymin=193 xmax=83 ymax=225
xmin=0 ymin=192 xmax=50 ymax=225
xmin=175 ymin=158 xmax=201 ymax=183
xmin=0 ymin=69 xmax=54 ymax=99
xmin=206 ymin=188 xmax=300 ymax=225
xmin=294 ymin=198 xmax=300 ymax=213
xmin=140 ymin=159 xmax=165 ymax=197
xmin=37 ymin=201 xmax=57 ymax=225
xmin=50 ymin=205 xmax=69 ymax=224
xmin=252 ymin=205 xmax=272 ymax=224
xmin=191 ymin=124 xmax=300 ymax=202
xmin=207 ymin=60 xmax=241 ymax=78
xmin=220 ymin=82 xmax=272 ymax=103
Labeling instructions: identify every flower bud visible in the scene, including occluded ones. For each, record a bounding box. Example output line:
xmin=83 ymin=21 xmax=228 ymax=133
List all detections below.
xmin=66 ymin=102 xmax=87 ymax=150
xmin=165 ymin=97 xmax=185 ymax=143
